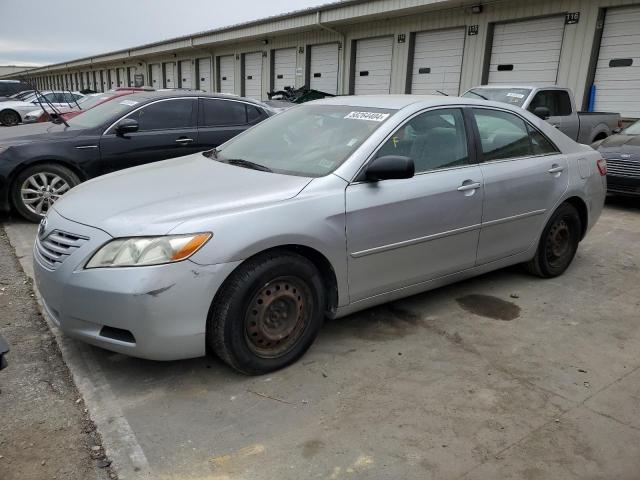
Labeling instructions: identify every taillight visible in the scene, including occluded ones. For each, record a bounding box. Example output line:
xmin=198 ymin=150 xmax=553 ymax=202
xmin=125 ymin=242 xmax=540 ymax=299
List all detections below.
xmin=597 ymin=158 xmax=607 ymax=176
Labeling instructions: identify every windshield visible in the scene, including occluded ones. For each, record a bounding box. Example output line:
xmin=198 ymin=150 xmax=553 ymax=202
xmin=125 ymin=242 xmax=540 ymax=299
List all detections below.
xmin=213 ymin=104 xmax=396 ymax=177
xmin=67 ymin=97 xmax=140 ymax=129
xmin=76 ymin=93 xmax=117 ymax=110
xmin=623 ymin=120 xmax=640 ymax=135
xmin=463 ymin=88 xmax=532 ymax=107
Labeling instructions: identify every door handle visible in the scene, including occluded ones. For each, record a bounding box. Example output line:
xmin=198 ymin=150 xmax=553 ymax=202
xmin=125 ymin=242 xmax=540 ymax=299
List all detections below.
xmin=457 ymin=181 xmax=481 ymax=192
xmin=547 ymin=165 xmax=565 ymax=174
xmin=175 ymin=137 xmax=194 ymax=145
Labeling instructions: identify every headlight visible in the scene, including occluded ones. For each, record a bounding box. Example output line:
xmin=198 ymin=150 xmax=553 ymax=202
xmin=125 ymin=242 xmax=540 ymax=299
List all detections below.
xmin=85 ymin=233 xmax=212 ymax=268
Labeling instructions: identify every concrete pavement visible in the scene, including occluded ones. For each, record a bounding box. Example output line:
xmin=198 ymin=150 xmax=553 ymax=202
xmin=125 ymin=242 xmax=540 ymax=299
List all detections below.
xmin=2 ymin=197 xmax=640 ymax=480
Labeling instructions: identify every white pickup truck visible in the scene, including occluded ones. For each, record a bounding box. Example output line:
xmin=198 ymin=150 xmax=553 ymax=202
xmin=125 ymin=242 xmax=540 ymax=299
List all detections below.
xmin=462 ymin=86 xmax=621 ymax=145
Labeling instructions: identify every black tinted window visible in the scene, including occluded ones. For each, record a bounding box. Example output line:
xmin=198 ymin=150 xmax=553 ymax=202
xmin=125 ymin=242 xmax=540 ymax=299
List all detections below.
xmin=376 ymin=108 xmax=469 ymax=173
xmin=200 ymin=99 xmax=247 ymax=126
xmin=473 ymin=109 xmax=533 ymax=161
xmin=528 ymin=90 xmax=572 ymax=117
xmin=247 ymin=105 xmax=267 ymax=123
xmin=128 ymin=99 xmax=196 ymax=131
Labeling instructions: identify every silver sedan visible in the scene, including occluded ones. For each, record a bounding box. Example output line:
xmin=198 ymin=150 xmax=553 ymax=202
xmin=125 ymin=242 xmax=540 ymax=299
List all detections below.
xmin=33 ymin=95 xmax=606 ymax=374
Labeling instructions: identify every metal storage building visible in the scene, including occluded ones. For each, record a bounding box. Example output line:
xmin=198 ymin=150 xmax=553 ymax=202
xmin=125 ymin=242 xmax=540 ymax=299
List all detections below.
xmin=5 ymin=0 xmax=640 ymax=118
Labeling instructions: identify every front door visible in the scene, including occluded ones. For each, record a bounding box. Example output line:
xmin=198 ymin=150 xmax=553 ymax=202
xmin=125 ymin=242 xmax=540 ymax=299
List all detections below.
xmin=470 ymin=107 xmax=569 ymax=264
xmin=98 ymin=98 xmax=199 ymax=176
xmin=346 ymin=107 xmax=483 ymax=301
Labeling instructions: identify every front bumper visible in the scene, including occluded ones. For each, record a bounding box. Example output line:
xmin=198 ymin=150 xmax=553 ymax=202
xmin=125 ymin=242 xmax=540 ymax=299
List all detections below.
xmin=607 ymin=174 xmax=640 ymax=197
xmin=33 ymin=209 xmax=241 ymax=360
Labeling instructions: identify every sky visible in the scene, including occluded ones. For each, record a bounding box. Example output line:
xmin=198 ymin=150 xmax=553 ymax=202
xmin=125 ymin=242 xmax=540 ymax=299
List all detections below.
xmin=0 ymin=0 xmax=331 ymax=66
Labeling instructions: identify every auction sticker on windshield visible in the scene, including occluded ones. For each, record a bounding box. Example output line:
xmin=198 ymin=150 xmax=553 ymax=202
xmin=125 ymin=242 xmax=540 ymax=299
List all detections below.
xmin=120 ymin=100 xmax=139 ymax=106
xmin=344 ymin=111 xmax=390 ymax=122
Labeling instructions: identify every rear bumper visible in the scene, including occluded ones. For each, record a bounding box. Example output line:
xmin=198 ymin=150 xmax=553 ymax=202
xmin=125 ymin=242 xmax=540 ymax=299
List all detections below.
xmin=607 ymin=175 xmax=640 ymax=197
xmin=33 ymin=209 xmax=241 ymax=361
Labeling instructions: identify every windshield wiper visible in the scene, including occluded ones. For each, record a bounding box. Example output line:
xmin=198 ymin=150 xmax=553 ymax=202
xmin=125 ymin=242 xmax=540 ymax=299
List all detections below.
xmin=226 ymin=158 xmax=273 ymax=172
xmin=202 ymin=147 xmax=218 ymax=158
xmin=466 ymin=90 xmax=488 ymax=100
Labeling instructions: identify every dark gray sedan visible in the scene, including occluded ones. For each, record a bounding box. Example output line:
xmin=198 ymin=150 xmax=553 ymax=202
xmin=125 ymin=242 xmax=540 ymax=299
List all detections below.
xmin=593 ymin=120 xmax=640 ymax=197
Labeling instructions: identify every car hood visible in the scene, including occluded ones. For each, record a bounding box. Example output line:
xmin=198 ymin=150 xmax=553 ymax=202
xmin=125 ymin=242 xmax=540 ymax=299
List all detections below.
xmin=0 ymin=122 xmax=83 ymax=142
xmin=53 ymin=153 xmax=314 ymax=237
xmin=597 ymin=134 xmax=640 ymax=153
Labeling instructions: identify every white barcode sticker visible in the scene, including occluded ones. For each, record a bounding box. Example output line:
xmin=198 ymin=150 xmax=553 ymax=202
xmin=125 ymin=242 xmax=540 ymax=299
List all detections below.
xmin=120 ymin=100 xmax=139 ymax=106
xmin=344 ymin=111 xmax=390 ymax=122
xmin=506 ymin=93 xmax=525 ymax=99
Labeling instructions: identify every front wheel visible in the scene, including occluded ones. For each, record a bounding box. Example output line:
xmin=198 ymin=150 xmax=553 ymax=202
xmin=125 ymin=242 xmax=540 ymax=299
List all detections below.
xmin=525 ymin=203 xmax=582 ymax=278
xmin=208 ymin=251 xmax=325 ymax=375
xmin=11 ymin=163 xmax=80 ymax=222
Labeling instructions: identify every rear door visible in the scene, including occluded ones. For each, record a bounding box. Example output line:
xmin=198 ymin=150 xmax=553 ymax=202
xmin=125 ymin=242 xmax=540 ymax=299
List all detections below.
xmin=470 ymin=107 xmax=568 ymax=264
xmin=346 ymin=107 xmax=483 ymax=301
xmin=196 ymin=98 xmax=267 ymax=150
xmin=98 ymin=98 xmax=199 ymax=174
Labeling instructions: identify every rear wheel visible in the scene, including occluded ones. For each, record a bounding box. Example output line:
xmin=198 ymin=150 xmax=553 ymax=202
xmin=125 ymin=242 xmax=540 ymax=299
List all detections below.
xmin=11 ymin=163 xmax=80 ymax=222
xmin=525 ymin=203 xmax=582 ymax=278
xmin=208 ymin=251 xmax=325 ymax=375
xmin=0 ymin=109 xmax=21 ymax=126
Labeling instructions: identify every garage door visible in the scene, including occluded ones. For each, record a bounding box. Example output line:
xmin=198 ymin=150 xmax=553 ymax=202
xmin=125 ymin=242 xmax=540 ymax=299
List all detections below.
xmin=410 ymin=28 xmax=465 ymax=96
xmin=273 ymin=48 xmax=297 ymax=91
xmin=243 ymin=52 xmax=263 ymax=99
xmin=117 ymin=67 xmax=125 ymax=87
xmin=309 ymin=43 xmax=339 ymax=94
xmin=109 ymin=69 xmax=117 ymax=89
xmin=127 ymin=66 xmax=138 ymax=87
xmin=100 ymin=71 xmax=108 ymax=92
xmin=488 ymin=16 xmax=565 ymax=86
xmin=180 ymin=60 xmax=193 ymax=89
xmin=197 ymin=57 xmax=212 ymax=92
xmin=354 ymin=36 xmax=393 ymax=95
xmin=217 ymin=56 xmax=234 ymax=93
xmin=150 ymin=64 xmax=161 ymax=88
xmin=593 ymin=6 xmax=640 ymax=118
xmin=164 ymin=62 xmax=176 ymax=88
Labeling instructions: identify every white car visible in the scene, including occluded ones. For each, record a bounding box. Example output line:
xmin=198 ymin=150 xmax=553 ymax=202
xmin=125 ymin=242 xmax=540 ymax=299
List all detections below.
xmin=0 ymin=91 xmax=84 ymax=126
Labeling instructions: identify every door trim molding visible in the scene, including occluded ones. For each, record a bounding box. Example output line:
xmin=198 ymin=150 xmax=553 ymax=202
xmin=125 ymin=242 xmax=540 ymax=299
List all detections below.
xmin=350 ymin=223 xmax=481 ymax=258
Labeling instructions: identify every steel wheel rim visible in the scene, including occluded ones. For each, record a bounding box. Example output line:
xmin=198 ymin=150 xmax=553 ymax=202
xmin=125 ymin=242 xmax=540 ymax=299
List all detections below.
xmin=546 ymin=218 xmax=572 ymax=267
xmin=244 ymin=276 xmax=313 ymax=358
xmin=20 ymin=172 xmax=70 ymax=216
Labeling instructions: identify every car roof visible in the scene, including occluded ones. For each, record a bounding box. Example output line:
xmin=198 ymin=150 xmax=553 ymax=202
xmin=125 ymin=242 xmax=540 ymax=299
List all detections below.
xmin=122 ymin=91 xmax=275 ymax=109
xmin=309 ymin=94 xmax=520 ymax=111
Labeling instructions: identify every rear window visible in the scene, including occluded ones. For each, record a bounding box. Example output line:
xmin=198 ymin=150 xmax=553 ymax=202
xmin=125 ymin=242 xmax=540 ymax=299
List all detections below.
xmin=463 ymin=88 xmax=532 ymax=107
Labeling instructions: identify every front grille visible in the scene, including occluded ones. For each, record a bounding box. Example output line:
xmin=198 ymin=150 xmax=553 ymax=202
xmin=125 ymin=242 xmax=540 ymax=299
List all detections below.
xmin=35 ymin=230 xmax=88 ymax=270
xmin=606 ymin=158 xmax=640 ymax=178
xmin=608 ymin=183 xmax=640 ymax=195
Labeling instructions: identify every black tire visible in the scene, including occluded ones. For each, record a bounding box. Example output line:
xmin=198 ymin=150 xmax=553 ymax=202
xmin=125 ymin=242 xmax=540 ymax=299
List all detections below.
xmin=525 ymin=203 xmax=582 ymax=278
xmin=208 ymin=251 xmax=326 ymax=375
xmin=11 ymin=163 xmax=80 ymax=222
xmin=0 ymin=109 xmax=21 ymax=126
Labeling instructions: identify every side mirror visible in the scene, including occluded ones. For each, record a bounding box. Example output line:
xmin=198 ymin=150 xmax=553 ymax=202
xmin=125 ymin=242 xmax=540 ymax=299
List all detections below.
xmin=115 ymin=118 xmax=139 ymax=135
xmin=365 ymin=155 xmax=414 ymax=181
xmin=532 ymin=106 xmax=551 ymax=120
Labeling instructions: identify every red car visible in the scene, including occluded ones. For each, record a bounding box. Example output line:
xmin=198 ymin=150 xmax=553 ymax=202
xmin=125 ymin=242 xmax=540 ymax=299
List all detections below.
xmin=36 ymin=90 xmax=141 ymax=122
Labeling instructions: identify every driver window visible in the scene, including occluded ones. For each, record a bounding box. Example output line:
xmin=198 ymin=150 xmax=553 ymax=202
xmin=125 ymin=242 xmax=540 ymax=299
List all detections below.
xmin=375 ymin=108 xmax=469 ymax=173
